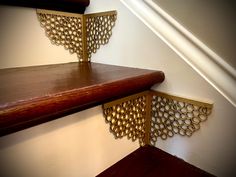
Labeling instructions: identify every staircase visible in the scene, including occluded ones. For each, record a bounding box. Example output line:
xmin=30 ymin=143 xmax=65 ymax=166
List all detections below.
xmin=0 ymin=0 xmax=222 ymax=177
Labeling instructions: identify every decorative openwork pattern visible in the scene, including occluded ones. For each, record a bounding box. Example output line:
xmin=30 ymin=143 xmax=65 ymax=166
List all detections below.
xmin=103 ymin=92 xmax=149 ymax=146
xmin=102 ymin=91 xmax=213 ymax=146
xmin=150 ymin=91 xmax=213 ymax=145
xmin=37 ymin=10 xmax=84 ymax=59
xmin=86 ymin=12 xmax=117 ymax=59
xmin=37 ymin=9 xmax=117 ymax=62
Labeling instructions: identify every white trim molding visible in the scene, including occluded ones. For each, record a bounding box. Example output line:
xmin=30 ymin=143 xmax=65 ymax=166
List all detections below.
xmin=120 ymin=0 xmax=236 ymax=107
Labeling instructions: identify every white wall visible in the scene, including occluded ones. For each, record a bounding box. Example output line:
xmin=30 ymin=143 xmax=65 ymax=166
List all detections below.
xmin=0 ymin=107 xmax=138 ymax=177
xmin=0 ymin=6 xmax=80 ymax=69
xmin=153 ymin=0 xmax=236 ymax=69
xmin=0 ymin=0 xmax=236 ymax=177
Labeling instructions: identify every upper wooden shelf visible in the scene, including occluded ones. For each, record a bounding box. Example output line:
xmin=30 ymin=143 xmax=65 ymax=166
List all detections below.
xmin=0 ymin=62 xmax=164 ymax=136
xmin=0 ymin=0 xmax=90 ymax=13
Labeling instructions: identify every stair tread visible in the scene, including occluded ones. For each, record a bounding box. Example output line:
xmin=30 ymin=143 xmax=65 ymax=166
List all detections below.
xmin=0 ymin=62 xmax=164 ymax=136
xmin=0 ymin=0 xmax=90 ymax=13
xmin=96 ymin=145 xmax=215 ymax=177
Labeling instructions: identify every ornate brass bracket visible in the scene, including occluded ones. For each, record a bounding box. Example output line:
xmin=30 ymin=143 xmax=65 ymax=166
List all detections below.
xmin=103 ymin=91 xmax=150 ymax=146
xmin=103 ymin=91 xmax=213 ymax=146
xmin=37 ymin=9 xmax=117 ymax=62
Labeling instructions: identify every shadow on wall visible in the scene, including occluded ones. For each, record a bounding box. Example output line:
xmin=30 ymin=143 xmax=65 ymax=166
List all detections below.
xmin=0 ymin=106 xmax=102 ymax=149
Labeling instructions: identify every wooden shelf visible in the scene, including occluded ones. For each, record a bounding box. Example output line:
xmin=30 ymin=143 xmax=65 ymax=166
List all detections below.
xmin=96 ymin=145 xmax=215 ymax=177
xmin=0 ymin=62 xmax=164 ymax=136
xmin=0 ymin=0 xmax=90 ymax=13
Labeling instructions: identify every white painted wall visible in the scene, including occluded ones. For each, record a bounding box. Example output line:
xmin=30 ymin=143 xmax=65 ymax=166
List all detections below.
xmin=123 ymin=0 xmax=236 ymax=107
xmin=153 ymin=0 xmax=236 ymax=69
xmin=0 ymin=6 xmax=78 ymax=68
xmin=0 ymin=107 xmax=138 ymax=177
xmin=0 ymin=0 xmax=236 ymax=177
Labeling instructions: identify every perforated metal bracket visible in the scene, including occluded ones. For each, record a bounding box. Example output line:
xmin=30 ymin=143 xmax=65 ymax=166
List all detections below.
xmin=37 ymin=9 xmax=117 ymax=62
xmin=102 ymin=91 xmax=213 ymax=146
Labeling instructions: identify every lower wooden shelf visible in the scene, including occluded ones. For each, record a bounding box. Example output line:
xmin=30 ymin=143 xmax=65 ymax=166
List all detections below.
xmin=0 ymin=62 xmax=164 ymax=136
xmin=96 ymin=145 xmax=215 ymax=177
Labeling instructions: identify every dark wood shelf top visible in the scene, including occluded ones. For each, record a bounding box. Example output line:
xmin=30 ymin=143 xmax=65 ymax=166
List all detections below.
xmin=0 ymin=0 xmax=90 ymax=13
xmin=96 ymin=145 xmax=215 ymax=177
xmin=0 ymin=62 xmax=164 ymax=136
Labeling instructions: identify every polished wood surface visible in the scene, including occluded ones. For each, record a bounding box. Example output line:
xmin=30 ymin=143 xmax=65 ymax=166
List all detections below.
xmin=96 ymin=145 xmax=215 ymax=177
xmin=0 ymin=0 xmax=90 ymax=13
xmin=0 ymin=62 xmax=164 ymax=136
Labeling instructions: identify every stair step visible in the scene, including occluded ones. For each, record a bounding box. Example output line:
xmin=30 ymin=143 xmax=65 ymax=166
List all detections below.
xmin=0 ymin=62 xmax=164 ymax=136
xmin=0 ymin=0 xmax=90 ymax=13
xmin=96 ymin=145 xmax=215 ymax=177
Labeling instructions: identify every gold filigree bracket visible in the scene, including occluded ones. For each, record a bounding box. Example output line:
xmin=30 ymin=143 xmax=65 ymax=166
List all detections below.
xmin=37 ymin=9 xmax=117 ymax=62
xmin=103 ymin=91 xmax=150 ymax=146
xmin=102 ymin=91 xmax=213 ymax=146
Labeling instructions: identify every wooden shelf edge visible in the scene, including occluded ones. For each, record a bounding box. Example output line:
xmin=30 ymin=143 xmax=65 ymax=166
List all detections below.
xmin=0 ymin=0 xmax=90 ymax=13
xmin=0 ymin=62 xmax=164 ymax=136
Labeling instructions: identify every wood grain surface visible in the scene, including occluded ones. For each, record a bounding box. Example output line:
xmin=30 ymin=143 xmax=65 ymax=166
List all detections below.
xmin=0 ymin=62 xmax=164 ymax=136
xmin=96 ymin=145 xmax=215 ymax=177
xmin=0 ymin=0 xmax=90 ymax=13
